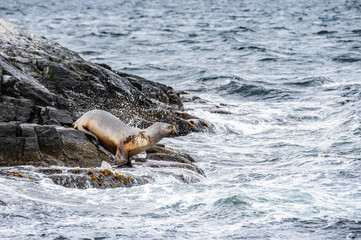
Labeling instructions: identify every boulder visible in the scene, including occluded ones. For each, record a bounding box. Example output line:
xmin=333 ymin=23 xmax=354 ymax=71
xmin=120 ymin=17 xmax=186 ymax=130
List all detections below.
xmin=0 ymin=19 xmax=208 ymax=187
xmin=0 ymin=123 xmax=205 ymax=188
xmin=0 ymin=123 xmax=112 ymax=167
xmin=0 ymin=18 xmax=211 ymax=134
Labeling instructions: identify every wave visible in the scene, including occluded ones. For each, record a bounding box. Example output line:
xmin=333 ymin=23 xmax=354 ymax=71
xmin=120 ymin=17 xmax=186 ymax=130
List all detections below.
xmin=258 ymin=57 xmax=278 ymax=62
xmin=316 ymin=30 xmax=337 ymax=35
xmin=337 ymin=83 xmax=361 ymax=104
xmin=333 ymin=54 xmax=361 ymax=63
xmin=221 ymin=81 xmax=294 ymax=100
xmin=196 ymin=75 xmax=295 ymax=100
xmin=99 ymin=30 xmax=129 ymax=37
xmin=197 ymin=75 xmax=244 ymax=82
xmin=213 ymin=195 xmax=251 ymax=207
xmin=221 ymin=81 xmax=282 ymax=97
xmin=233 ymin=46 xmax=267 ymax=52
xmin=284 ymin=76 xmax=331 ymax=87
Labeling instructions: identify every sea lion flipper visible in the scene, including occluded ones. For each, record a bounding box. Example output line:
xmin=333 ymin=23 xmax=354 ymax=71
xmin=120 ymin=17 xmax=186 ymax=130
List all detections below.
xmin=73 ymin=110 xmax=174 ymax=168
xmin=74 ymin=123 xmax=99 ymax=147
xmin=115 ymin=142 xmax=130 ymax=167
xmin=81 ymin=128 xmax=100 ymax=147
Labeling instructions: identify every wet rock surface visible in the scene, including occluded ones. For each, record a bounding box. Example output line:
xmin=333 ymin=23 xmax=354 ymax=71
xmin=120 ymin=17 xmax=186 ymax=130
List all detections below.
xmin=0 ymin=123 xmax=113 ymax=168
xmin=0 ymin=19 xmax=208 ymax=187
xmin=0 ymin=144 xmax=204 ymax=188
xmin=0 ymin=18 xmax=211 ymax=134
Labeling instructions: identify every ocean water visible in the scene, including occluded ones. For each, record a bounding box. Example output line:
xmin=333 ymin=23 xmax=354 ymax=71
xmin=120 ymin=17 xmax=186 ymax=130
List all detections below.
xmin=1 ymin=0 xmax=361 ymax=239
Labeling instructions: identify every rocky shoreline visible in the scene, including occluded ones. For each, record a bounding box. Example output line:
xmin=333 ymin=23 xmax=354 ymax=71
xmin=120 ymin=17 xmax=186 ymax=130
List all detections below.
xmin=0 ymin=19 xmax=209 ymax=188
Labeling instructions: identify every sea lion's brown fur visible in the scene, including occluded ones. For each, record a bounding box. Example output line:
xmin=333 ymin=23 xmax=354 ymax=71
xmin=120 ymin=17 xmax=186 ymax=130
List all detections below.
xmin=73 ymin=109 xmax=175 ymax=167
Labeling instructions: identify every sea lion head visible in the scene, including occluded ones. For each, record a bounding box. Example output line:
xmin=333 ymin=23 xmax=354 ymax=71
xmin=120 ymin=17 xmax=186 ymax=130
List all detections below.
xmin=146 ymin=122 xmax=176 ymax=143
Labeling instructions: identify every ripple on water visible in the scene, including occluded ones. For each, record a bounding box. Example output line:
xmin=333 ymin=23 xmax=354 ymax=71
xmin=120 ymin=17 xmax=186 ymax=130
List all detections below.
xmin=284 ymin=76 xmax=332 ymax=87
xmin=195 ymin=75 xmax=297 ymax=101
xmin=213 ymin=195 xmax=252 ymax=207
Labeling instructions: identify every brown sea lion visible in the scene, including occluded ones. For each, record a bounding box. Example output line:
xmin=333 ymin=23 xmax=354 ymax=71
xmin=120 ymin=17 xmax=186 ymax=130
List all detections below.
xmin=73 ymin=109 xmax=175 ymax=167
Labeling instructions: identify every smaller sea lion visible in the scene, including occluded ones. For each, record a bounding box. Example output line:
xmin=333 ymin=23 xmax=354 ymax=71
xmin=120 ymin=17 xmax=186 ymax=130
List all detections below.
xmin=73 ymin=109 xmax=175 ymax=167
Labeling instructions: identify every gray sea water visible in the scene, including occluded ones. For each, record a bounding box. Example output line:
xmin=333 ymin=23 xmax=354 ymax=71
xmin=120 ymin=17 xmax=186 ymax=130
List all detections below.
xmin=1 ymin=0 xmax=361 ymax=239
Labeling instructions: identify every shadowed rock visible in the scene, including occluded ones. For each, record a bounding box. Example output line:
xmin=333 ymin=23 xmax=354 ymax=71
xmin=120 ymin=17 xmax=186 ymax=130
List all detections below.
xmin=0 ymin=125 xmax=205 ymax=188
xmin=0 ymin=123 xmax=113 ymax=168
xmin=0 ymin=18 xmax=211 ymax=134
xmin=0 ymin=19 xmax=208 ymax=187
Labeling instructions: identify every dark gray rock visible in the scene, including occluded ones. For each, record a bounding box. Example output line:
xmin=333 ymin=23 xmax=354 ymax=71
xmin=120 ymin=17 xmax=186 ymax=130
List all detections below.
xmin=0 ymin=18 xmax=212 ymax=135
xmin=42 ymin=107 xmax=75 ymax=126
xmin=59 ymin=128 xmax=113 ymax=168
xmin=0 ymin=64 xmax=2 ymax=97
xmin=47 ymin=169 xmax=153 ymax=189
xmin=0 ymin=123 xmax=18 ymax=165
xmin=0 ymin=96 xmax=34 ymax=122
xmin=0 ymin=163 xmax=203 ymax=188
xmin=0 ymin=19 xmax=208 ymax=187
xmin=147 ymin=153 xmax=191 ymax=164
xmin=146 ymin=145 xmax=195 ymax=162
xmin=17 ymin=125 xmax=42 ymax=165
xmin=0 ymin=122 xmax=17 ymax=138
xmin=35 ymin=125 xmax=63 ymax=158
xmin=0 ymin=122 xmax=205 ymax=188
xmin=117 ymin=72 xmax=183 ymax=109
xmin=0 ymin=123 xmax=113 ymax=167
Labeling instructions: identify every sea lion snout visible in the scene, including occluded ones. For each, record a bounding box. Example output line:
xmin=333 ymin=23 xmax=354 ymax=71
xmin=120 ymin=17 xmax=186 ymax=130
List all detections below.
xmin=164 ymin=124 xmax=176 ymax=135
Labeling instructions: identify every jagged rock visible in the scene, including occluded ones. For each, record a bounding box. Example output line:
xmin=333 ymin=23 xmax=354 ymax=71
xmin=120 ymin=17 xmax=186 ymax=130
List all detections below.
xmin=47 ymin=168 xmax=153 ymax=189
xmin=42 ymin=107 xmax=75 ymax=126
xmin=146 ymin=153 xmax=191 ymax=163
xmin=0 ymin=19 xmax=208 ymax=187
xmin=0 ymin=163 xmax=203 ymax=188
xmin=0 ymin=123 xmax=113 ymax=167
xmin=0 ymin=18 xmax=212 ymax=135
xmin=117 ymin=72 xmax=183 ymax=109
xmin=146 ymin=145 xmax=196 ymax=162
xmin=0 ymin=123 xmax=205 ymax=188
xmin=0 ymin=144 xmax=205 ymax=188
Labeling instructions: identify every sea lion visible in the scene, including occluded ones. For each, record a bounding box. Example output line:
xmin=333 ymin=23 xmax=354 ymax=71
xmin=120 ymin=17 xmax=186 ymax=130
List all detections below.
xmin=72 ymin=109 xmax=175 ymax=167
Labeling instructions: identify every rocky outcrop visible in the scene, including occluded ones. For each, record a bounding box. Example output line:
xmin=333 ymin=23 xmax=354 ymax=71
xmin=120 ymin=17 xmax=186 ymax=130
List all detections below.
xmin=0 ymin=142 xmax=205 ymax=188
xmin=0 ymin=123 xmax=112 ymax=167
xmin=0 ymin=19 xmax=209 ymax=187
xmin=0 ymin=18 xmax=210 ymax=134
